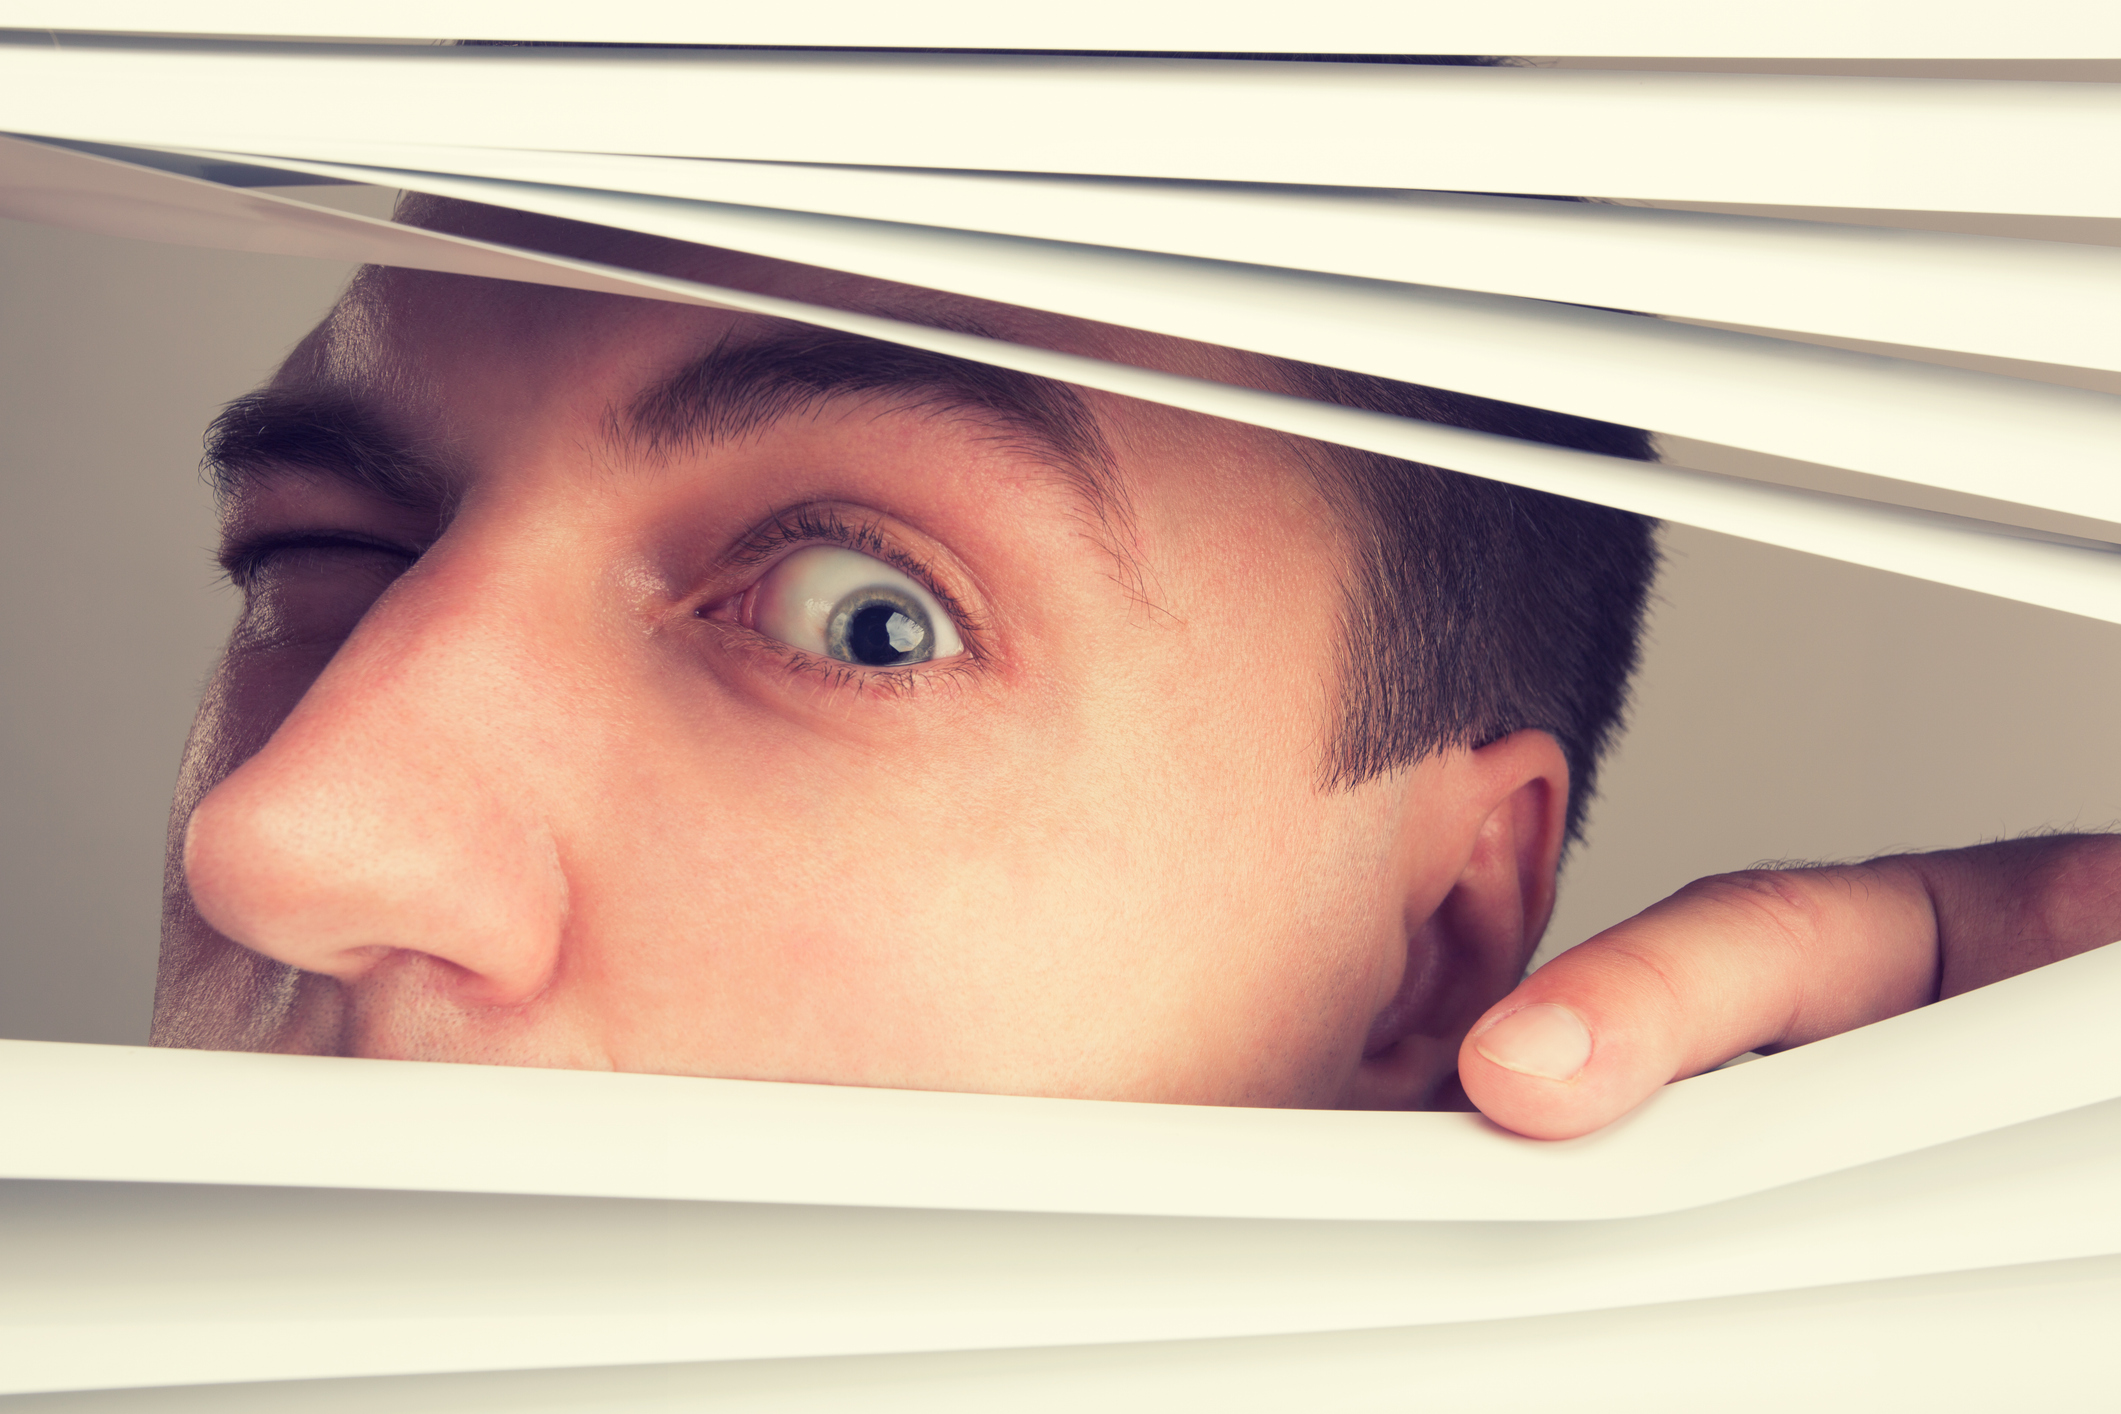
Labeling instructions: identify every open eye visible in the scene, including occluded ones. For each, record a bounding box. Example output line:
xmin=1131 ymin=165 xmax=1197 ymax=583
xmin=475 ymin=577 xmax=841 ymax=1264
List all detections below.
xmin=750 ymin=545 xmax=965 ymax=667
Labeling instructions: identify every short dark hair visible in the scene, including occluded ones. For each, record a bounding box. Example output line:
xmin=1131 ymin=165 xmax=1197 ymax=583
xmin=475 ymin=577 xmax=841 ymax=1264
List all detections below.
xmin=1276 ymin=362 xmax=1658 ymax=847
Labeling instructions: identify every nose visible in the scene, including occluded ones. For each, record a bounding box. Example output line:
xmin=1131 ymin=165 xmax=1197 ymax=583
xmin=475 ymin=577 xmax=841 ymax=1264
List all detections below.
xmin=182 ymin=553 xmax=574 ymax=1007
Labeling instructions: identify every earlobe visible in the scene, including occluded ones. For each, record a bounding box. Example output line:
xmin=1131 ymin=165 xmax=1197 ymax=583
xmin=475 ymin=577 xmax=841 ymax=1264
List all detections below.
xmin=1339 ymin=730 xmax=1571 ymax=1110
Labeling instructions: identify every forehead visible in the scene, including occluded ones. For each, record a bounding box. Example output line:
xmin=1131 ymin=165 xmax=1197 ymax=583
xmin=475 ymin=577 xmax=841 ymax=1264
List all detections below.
xmin=244 ymin=200 xmax=1351 ymax=596
xmin=276 ymin=199 xmax=1286 ymax=472
xmin=293 ymin=199 xmax=1121 ymax=424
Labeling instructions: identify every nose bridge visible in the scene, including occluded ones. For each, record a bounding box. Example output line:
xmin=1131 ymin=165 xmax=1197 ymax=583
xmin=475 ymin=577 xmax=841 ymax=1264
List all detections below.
xmin=299 ymin=535 xmax=576 ymax=781
xmin=183 ymin=533 xmax=586 ymax=1005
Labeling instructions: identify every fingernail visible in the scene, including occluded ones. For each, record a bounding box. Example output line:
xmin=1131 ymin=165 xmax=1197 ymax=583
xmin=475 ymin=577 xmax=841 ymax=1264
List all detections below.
xmin=1474 ymin=1003 xmax=1592 ymax=1082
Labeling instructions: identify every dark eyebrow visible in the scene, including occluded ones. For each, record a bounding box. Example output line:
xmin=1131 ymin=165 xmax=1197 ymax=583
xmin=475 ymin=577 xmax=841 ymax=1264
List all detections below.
xmin=202 ymin=389 xmax=454 ymax=511
xmin=205 ymin=325 xmax=1129 ymax=556
xmin=620 ymin=321 xmax=1122 ymax=524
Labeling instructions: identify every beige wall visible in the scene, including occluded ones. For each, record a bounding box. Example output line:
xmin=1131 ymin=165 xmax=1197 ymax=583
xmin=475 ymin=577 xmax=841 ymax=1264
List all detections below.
xmin=2 ymin=201 xmax=2118 ymax=1044
xmin=0 ymin=201 xmax=380 ymax=1043
xmin=1537 ymin=523 xmax=2121 ymax=968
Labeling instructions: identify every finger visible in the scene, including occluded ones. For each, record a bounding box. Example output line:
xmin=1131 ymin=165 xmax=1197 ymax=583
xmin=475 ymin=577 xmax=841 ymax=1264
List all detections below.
xmin=1457 ymin=865 xmax=1940 ymax=1140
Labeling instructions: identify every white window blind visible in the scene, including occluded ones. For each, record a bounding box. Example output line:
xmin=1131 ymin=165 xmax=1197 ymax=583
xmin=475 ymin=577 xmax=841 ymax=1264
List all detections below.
xmin=1 ymin=946 xmax=2119 ymax=1404
xmin=105 ymin=143 xmax=2121 ymax=372
xmin=1 ymin=15 xmax=2118 ymax=1409
xmin=1 ymin=42 xmax=2119 ymax=214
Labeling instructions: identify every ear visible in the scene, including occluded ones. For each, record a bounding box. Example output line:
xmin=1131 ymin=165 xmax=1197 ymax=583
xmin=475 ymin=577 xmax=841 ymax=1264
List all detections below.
xmin=1336 ymin=729 xmax=1571 ymax=1110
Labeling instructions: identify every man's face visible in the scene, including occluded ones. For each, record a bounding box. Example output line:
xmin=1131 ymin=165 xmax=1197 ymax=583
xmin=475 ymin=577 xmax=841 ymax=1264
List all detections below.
xmin=156 ymin=206 xmax=1557 ymax=1108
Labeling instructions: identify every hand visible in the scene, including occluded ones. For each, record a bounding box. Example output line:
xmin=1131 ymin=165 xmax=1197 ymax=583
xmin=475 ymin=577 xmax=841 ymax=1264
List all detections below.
xmin=1458 ymin=834 xmax=2121 ymax=1140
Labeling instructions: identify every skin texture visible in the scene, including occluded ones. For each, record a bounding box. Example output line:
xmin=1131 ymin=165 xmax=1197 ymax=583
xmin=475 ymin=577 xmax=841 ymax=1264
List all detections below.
xmin=1461 ymin=837 xmax=2121 ymax=1138
xmin=157 ymin=203 xmax=1572 ymax=1110
xmin=157 ymin=199 xmax=2121 ymax=1131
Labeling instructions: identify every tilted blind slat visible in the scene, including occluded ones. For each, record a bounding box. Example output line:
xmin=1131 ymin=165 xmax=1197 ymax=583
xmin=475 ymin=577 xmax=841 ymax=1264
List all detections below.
xmin=184 ymin=143 xmax=2121 ymax=374
xmin=3 ymin=42 xmax=2120 ymax=215
xmin=200 ymin=150 xmax=2121 ymax=530
xmin=5 ymin=1098 xmax=2116 ymax=1394
xmin=3 ymin=1257 xmax=2117 ymax=1412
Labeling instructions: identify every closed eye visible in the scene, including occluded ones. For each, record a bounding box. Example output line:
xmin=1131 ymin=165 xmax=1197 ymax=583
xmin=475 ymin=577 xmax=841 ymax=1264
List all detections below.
xmin=217 ymin=531 xmax=418 ymax=590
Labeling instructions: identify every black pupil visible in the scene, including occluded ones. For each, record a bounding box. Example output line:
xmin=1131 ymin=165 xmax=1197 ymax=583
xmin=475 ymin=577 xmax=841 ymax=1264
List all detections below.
xmin=847 ymin=601 xmax=925 ymax=665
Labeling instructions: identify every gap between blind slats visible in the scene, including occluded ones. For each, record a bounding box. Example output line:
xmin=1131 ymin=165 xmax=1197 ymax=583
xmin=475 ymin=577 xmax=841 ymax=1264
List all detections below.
xmin=10 ymin=0 xmax=2121 ymax=58
xmin=192 ymin=149 xmax=2121 ymax=530
xmin=174 ymin=142 xmax=2121 ymax=375
xmin=3 ymin=41 xmax=2121 ymax=216
xmin=2 ymin=135 xmax=2118 ymax=629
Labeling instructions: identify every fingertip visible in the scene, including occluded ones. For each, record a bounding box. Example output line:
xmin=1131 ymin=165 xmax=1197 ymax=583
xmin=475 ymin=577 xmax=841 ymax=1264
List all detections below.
xmin=1470 ymin=1001 xmax=1592 ymax=1082
xmin=1458 ymin=1037 xmax=1599 ymax=1142
xmin=1457 ymin=996 xmax=1651 ymax=1141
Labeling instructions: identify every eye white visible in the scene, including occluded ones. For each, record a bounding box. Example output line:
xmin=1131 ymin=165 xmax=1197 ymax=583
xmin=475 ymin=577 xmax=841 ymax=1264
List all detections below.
xmin=751 ymin=545 xmax=965 ymax=667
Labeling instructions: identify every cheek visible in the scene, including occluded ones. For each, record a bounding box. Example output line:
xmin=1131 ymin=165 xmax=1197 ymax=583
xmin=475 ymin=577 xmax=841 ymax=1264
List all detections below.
xmin=549 ymin=658 xmax=1380 ymax=1103
xmin=551 ymin=709 xmax=1136 ymax=1069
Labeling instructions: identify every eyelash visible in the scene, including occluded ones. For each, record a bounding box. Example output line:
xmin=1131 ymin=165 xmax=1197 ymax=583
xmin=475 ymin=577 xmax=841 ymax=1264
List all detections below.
xmin=713 ymin=505 xmax=984 ymax=695
xmin=220 ymin=515 xmax=979 ymax=698
xmin=215 ymin=531 xmax=418 ymax=589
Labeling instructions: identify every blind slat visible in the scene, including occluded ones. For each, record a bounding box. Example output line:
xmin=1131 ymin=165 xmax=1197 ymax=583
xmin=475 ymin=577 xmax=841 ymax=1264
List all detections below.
xmin=12 ymin=0 xmax=2121 ymax=58
xmin=210 ymin=150 xmax=2121 ymax=530
xmin=189 ymin=143 xmax=2121 ymax=374
xmin=5 ymin=1097 xmax=2116 ymax=1395
xmin=4 ymin=42 xmax=2121 ymax=215
xmin=4 ymin=1259 xmax=2117 ymax=1411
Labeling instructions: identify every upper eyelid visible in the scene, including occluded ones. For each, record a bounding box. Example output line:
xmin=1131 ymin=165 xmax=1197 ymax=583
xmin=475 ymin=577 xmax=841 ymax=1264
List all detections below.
xmin=728 ymin=506 xmax=897 ymax=569
xmin=216 ymin=529 xmax=421 ymax=584
xmin=730 ymin=506 xmax=982 ymax=635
